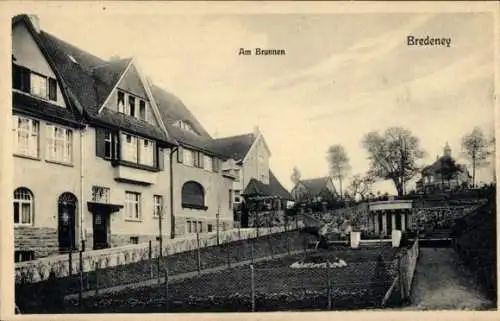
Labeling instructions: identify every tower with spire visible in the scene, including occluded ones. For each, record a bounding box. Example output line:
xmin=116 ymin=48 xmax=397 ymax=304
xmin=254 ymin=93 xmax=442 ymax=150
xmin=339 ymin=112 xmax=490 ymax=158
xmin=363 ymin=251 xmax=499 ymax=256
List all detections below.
xmin=443 ymin=142 xmax=451 ymax=157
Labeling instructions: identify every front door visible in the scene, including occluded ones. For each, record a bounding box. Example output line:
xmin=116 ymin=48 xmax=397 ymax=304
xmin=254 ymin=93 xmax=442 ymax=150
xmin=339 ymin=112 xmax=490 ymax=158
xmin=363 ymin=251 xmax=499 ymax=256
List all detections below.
xmin=58 ymin=203 xmax=76 ymax=253
xmin=93 ymin=212 xmax=109 ymax=250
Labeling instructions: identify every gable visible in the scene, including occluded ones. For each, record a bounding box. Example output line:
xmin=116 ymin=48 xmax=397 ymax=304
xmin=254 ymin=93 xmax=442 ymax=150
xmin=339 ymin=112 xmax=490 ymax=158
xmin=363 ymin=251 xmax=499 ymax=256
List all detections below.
xmin=12 ymin=22 xmax=66 ymax=107
xmin=103 ymin=63 xmax=161 ymax=127
xmin=325 ymin=178 xmax=337 ymax=195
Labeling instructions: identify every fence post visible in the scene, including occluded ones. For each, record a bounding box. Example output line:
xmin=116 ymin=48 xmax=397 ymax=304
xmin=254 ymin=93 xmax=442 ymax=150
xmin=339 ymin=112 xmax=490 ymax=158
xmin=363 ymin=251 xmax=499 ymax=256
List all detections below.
xmin=327 ymin=260 xmax=332 ymax=310
xmin=250 ymin=264 xmax=255 ymax=312
xmin=164 ymin=268 xmax=169 ymax=310
xmin=157 ymin=256 xmax=161 ymax=284
xmin=227 ymin=241 xmax=231 ymax=268
xmin=94 ymin=262 xmax=99 ymax=296
xmin=79 ymin=248 xmax=83 ymax=307
xmin=149 ymin=240 xmax=153 ymax=279
xmin=68 ymin=249 xmax=73 ymax=277
xmin=251 ymin=241 xmax=254 ymax=264
xmin=196 ymin=232 xmax=201 ymax=275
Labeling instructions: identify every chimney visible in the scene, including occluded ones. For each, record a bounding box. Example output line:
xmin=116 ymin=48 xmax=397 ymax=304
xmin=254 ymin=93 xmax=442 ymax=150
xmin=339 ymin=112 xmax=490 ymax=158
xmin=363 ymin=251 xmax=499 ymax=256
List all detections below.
xmin=28 ymin=14 xmax=40 ymax=33
xmin=253 ymin=125 xmax=260 ymax=136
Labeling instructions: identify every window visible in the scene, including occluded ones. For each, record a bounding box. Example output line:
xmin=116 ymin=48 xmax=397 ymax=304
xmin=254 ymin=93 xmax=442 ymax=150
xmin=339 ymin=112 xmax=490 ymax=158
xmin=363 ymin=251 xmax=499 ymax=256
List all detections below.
xmin=139 ymin=139 xmax=154 ymax=166
xmin=92 ymin=186 xmax=110 ymax=203
xmin=104 ymin=131 xmax=113 ymax=158
xmin=122 ymin=134 xmax=138 ymax=163
xmin=139 ymin=100 xmax=147 ymax=121
xmin=13 ymin=116 xmax=39 ymax=158
xmin=31 ymin=73 xmax=47 ymax=98
xmin=14 ymin=250 xmax=35 ymax=263
xmin=153 ymin=195 xmax=163 ymax=218
xmin=234 ymin=190 xmax=241 ymax=203
xmin=174 ymin=120 xmax=198 ymax=135
xmin=181 ymin=181 xmax=206 ymax=209
xmin=14 ymin=188 xmax=33 ymax=225
xmin=46 ymin=125 xmax=73 ymax=163
xmin=12 ymin=64 xmax=57 ymax=101
xmin=120 ymin=133 xmax=156 ymax=166
xmin=234 ymin=169 xmax=241 ymax=182
xmin=203 ymin=155 xmax=213 ymax=171
xmin=212 ymin=157 xmax=220 ymax=172
xmin=183 ymin=149 xmax=195 ymax=166
xmin=117 ymin=91 xmax=125 ymax=113
xmin=186 ymin=219 xmax=203 ymax=234
xmin=129 ymin=236 xmax=139 ymax=244
xmin=125 ymin=192 xmax=141 ymax=220
xmin=208 ymin=224 xmax=213 ymax=232
xmin=128 ymin=95 xmax=135 ymax=117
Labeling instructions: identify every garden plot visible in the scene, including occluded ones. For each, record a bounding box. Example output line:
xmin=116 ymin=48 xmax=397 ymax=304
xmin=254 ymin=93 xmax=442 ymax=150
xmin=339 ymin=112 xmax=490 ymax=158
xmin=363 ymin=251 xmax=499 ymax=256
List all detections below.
xmin=67 ymin=246 xmax=400 ymax=312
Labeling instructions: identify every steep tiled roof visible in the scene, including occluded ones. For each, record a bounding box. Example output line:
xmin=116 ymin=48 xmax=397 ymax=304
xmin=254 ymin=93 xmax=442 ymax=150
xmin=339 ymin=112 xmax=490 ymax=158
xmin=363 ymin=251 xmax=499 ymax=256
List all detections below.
xmin=243 ymin=170 xmax=292 ymax=200
xmin=212 ymin=133 xmax=257 ymax=161
xmin=299 ymin=177 xmax=331 ymax=196
xmin=35 ymin=28 xmax=174 ymax=144
xmin=152 ymin=84 xmax=231 ymax=156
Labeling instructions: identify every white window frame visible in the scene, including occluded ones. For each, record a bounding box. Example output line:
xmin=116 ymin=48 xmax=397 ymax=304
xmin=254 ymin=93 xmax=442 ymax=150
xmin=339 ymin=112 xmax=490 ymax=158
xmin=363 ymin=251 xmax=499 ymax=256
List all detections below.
xmin=203 ymin=155 xmax=213 ymax=171
xmin=125 ymin=191 xmax=141 ymax=220
xmin=153 ymin=195 xmax=163 ymax=218
xmin=46 ymin=124 xmax=73 ymax=163
xmin=183 ymin=149 xmax=195 ymax=167
xmin=14 ymin=188 xmax=33 ymax=226
xmin=122 ymin=133 xmax=138 ymax=163
xmin=13 ymin=116 xmax=39 ymax=158
xmin=30 ymin=72 xmax=48 ymax=99
xmin=185 ymin=219 xmax=203 ymax=234
xmin=139 ymin=138 xmax=155 ymax=166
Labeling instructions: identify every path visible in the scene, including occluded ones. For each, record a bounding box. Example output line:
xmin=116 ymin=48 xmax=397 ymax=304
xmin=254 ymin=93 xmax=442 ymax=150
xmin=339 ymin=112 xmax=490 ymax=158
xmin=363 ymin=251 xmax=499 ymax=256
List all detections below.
xmin=404 ymin=247 xmax=494 ymax=310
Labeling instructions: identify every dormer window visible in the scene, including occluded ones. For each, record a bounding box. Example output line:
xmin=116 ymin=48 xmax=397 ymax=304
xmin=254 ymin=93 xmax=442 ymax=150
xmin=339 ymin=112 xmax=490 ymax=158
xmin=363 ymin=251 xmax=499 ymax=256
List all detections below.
xmin=117 ymin=90 xmax=148 ymax=121
xmin=12 ymin=64 xmax=58 ymax=102
xmin=174 ymin=120 xmax=198 ymax=135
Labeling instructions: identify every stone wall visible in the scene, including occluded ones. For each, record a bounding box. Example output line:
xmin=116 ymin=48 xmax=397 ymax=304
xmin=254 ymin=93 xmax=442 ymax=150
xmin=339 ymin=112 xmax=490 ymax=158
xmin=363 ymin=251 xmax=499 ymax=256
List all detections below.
xmin=15 ymin=226 xmax=59 ymax=259
xmin=15 ymin=226 xmax=296 ymax=284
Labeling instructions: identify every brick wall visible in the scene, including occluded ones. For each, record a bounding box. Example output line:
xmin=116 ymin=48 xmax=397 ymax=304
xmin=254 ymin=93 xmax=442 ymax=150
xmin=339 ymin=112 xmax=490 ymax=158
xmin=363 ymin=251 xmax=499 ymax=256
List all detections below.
xmin=15 ymin=226 xmax=59 ymax=259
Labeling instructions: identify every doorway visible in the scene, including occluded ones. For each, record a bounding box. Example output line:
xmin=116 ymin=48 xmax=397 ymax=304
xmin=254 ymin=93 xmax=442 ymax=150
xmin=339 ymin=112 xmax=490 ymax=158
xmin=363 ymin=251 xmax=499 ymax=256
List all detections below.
xmin=58 ymin=192 xmax=77 ymax=253
xmin=92 ymin=212 xmax=109 ymax=250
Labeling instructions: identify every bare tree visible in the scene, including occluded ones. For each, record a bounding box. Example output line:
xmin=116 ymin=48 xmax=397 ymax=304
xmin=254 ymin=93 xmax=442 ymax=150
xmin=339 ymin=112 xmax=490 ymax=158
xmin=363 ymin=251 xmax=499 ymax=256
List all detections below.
xmin=362 ymin=127 xmax=425 ymax=196
xmin=290 ymin=166 xmax=301 ymax=186
xmin=347 ymin=173 xmax=376 ymax=200
xmin=461 ymin=127 xmax=493 ymax=187
xmin=326 ymin=144 xmax=351 ymax=199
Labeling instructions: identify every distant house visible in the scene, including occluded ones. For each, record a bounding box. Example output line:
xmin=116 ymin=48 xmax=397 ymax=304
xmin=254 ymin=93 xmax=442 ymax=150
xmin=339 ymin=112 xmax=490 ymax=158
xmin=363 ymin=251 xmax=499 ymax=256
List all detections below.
xmin=416 ymin=143 xmax=471 ymax=193
xmin=291 ymin=177 xmax=339 ymax=203
xmin=211 ymin=127 xmax=292 ymax=227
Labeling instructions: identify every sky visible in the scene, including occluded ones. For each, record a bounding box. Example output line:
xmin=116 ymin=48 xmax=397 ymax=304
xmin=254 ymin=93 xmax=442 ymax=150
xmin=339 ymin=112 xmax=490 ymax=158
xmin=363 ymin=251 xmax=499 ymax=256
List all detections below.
xmin=36 ymin=11 xmax=496 ymax=193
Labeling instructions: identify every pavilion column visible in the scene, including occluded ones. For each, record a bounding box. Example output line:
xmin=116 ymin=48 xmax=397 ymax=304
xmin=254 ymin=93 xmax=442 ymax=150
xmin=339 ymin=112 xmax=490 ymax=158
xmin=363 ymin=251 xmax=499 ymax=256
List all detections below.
xmin=401 ymin=211 xmax=406 ymax=232
xmin=382 ymin=211 xmax=387 ymax=236
xmin=374 ymin=212 xmax=380 ymax=234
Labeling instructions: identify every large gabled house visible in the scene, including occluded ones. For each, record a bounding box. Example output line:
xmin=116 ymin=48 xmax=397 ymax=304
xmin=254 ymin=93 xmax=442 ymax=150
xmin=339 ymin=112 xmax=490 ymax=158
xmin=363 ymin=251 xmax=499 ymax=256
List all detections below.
xmin=211 ymin=128 xmax=292 ymax=227
xmin=11 ymin=14 xmax=236 ymax=260
xmin=12 ymin=15 xmax=86 ymax=260
xmin=291 ymin=176 xmax=339 ymax=204
xmin=415 ymin=143 xmax=471 ymax=194
xmin=152 ymin=85 xmax=235 ymax=237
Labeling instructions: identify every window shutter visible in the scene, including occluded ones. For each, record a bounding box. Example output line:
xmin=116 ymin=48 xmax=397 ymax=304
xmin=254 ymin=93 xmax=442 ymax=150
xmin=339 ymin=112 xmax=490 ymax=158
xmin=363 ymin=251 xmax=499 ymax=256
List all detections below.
xmin=21 ymin=67 xmax=31 ymax=93
xmin=12 ymin=115 xmax=18 ymax=152
xmin=12 ymin=64 xmax=22 ymax=90
xmin=48 ymin=78 xmax=57 ymax=101
xmin=157 ymin=147 xmax=165 ymax=170
xmin=95 ymin=128 xmax=106 ymax=158
xmin=177 ymin=147 xmax=183 ymax=163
